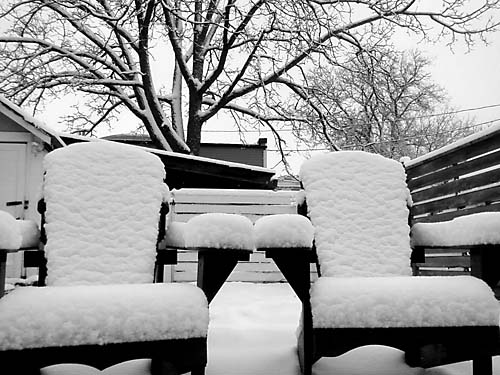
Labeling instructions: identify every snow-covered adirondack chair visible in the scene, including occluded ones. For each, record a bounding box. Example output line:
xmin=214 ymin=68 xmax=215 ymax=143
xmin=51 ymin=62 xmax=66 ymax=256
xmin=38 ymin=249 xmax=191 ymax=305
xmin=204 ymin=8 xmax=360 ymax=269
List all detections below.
xmin=0 ymin=142 xmax=209 ymax=375
xmin=256 ymin=151 xmax=500 ymax=375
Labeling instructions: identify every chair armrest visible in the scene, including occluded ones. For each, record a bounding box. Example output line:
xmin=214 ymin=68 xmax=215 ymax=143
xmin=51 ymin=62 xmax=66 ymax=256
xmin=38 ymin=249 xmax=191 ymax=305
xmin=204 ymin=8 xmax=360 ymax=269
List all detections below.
xmin=411 ymin=243 xmax=500 ymax=290
xmin=1 ymin=247 xmax=42 ymax=298
xmin=410 ymin=213 xmax=500 ymax=288
xmin=411 ymin=212 xmax=500 ymax=248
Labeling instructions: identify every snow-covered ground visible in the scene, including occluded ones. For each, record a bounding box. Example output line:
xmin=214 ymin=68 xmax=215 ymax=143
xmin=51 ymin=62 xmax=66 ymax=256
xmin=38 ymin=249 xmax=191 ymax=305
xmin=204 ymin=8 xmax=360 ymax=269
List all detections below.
xmin=40 ymin=282 xmax=499 ymax=375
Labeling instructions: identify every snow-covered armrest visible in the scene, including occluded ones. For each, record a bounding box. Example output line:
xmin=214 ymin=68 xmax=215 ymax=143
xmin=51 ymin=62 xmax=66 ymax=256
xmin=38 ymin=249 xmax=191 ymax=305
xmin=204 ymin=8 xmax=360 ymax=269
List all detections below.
xmin=411 ymin=212 xmax=500 ymax=248
xmin=18 ymin=220 xmax=41 ymax=249
xmin=254 ymin=214 xmax=314 ymax=250
xmin=0 ymin=211 xmax=40 ymax=251
xmin=0 ymin=211 xmax=23 ymax=251
xmin=1 ymin=211 xmax=41 ymax=297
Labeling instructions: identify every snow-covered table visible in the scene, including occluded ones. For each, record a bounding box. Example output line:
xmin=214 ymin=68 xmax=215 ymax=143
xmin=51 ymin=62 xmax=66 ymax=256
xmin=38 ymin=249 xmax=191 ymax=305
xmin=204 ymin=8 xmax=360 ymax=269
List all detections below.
xmin=254 ymin=214 xmax=316 ymax=302
xmin=163 ymin=213 xmax=255 ymax=303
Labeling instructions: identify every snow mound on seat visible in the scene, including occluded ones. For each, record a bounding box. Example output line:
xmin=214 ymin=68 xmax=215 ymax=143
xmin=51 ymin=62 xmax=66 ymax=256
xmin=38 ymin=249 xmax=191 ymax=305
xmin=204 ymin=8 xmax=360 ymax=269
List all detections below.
xmin=185 ymin=213 xmax=254 ymax=250
xmin=311 ymin=276 xmax=499 ymax=328
xmin=0 ymin=210 xmax=22 ymax=250
xmin=254 ymin=214 xmax=314 ymax=248
xmin=42 ymin=142 xmax=167 ymax=286
xmin=300 ymin=151 xmax=412 ymax=277
xmin=0 ymin=283 xmax=208 ymax=350
xmin=411 ymin=212 xmax=500 ymax=247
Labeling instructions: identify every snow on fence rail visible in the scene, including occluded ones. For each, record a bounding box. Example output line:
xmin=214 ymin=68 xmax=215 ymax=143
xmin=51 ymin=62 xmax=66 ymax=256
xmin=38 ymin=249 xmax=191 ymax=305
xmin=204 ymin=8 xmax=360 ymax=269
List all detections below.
xmin=167 ymin=188 xmax=306 ymax=283
xmin=405 ymin=123 xmax=500 ymax=279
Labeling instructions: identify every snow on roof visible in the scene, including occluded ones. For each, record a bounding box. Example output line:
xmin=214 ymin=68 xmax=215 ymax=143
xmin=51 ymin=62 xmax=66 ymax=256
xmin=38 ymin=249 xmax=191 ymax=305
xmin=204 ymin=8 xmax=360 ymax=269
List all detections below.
xmin=143 ymin=145 xmax=275 ymax=174
xmin=43 ymin=141 xmax=168 ymax=286
xmin=405 ymin=122 xmax=500 ymax=168
xmin=58 ymin=133 xmax=276 ymax=175
xmin=299 ymin=151 xmax=412 ymax=277
xmin=0 ymin=96 xmax=275 ymax=175
xmin=0 ymin=95 xmax=64 ymax=145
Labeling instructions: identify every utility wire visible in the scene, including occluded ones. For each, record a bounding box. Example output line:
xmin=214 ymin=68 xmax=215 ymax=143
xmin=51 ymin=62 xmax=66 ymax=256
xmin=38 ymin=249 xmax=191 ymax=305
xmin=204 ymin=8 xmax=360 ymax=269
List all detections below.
xmin=265 ymin=117 xmax=500 ymax=152
xmin=202 ymin=103 xmax=500 ymax=133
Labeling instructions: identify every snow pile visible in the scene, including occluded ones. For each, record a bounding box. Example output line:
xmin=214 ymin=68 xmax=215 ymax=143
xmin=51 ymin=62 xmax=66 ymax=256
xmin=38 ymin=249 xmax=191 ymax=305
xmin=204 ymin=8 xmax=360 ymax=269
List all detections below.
xmin=184 ymin=213 xmax=254 ymax=250
xmin=311 ymin=276 xmax=499 ymax=328
xmin=42 ymin=141 xmax=167 ymax=286
xmin=18 ymin=219 xmax=40 ymax=248
xmin=411 ymin=212 xmax=500 ymax=247
xmin=0 ymin=210 xmax=22 ymax=250
xmin=299 ymin=151 xmax=412 ymax=277
xmin=254 ymin=214 xmax=314 ymax=249
xmin=161 ymin=221 xmax=186 ymax=248
xmin=0 ymin=283 xmax=208 ymax=350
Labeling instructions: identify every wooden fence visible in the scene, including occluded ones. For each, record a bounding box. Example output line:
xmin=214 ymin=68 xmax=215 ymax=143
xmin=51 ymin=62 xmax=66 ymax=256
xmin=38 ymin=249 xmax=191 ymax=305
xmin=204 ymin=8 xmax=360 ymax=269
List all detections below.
xmin=405 ymin=124 xmax=500 ymax=278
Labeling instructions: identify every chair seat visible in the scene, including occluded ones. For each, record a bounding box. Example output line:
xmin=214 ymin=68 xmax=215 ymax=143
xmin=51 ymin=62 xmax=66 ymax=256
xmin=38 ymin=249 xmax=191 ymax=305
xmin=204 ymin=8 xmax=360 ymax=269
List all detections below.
xmin=0 ymin=283 xmax=208 ymax=351
xmin=311 ymin=276 xmax=500 ymax=329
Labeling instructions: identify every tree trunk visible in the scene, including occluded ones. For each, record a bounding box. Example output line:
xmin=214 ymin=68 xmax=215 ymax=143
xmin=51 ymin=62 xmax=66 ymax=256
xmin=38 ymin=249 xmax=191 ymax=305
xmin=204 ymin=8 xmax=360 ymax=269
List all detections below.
xmin=187 ymin=91 xmax=203 ymax=155
xmin=171 ymin=64 xmax=185 ymax=141
xmin=187 ymin=117 xmax=202 ymax=156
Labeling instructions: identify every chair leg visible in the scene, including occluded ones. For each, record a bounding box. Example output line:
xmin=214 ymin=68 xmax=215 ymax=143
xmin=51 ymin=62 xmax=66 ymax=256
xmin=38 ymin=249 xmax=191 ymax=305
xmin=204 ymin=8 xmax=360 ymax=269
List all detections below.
xmin=298 ymin=330 xmax=312 ymax=375
xmin=473 ymin=355 xmax=492 ymax=375
xmin=191 ymin=366 xmax=206 ymax=375
xmin=298 ymin=305 xmax=314 ymax=375
xmin=150 ymin=358 xmax=180 ymax=375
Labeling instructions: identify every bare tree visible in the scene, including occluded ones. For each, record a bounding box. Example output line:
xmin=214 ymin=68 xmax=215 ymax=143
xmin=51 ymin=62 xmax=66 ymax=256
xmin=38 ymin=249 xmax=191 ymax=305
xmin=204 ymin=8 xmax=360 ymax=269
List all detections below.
xmin=289 ymin=48 xmax=479 ymax=159
xmin=0 ymin=1 xmax=498 ymax=155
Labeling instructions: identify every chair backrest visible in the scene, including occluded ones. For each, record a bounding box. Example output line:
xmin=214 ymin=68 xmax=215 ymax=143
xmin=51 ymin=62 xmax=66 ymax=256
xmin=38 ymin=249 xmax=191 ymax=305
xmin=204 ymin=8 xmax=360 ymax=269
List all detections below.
xmin=42 ymin=141 xmax=167 ymax=286
xmin=299 ymin=151 xmax=412 ymax=277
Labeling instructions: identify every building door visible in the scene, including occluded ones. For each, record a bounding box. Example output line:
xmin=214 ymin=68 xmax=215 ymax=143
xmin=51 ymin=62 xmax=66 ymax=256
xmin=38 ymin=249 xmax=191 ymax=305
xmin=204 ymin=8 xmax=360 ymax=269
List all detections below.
xmin=0 ymin=143 xmax=27 ymax=218
xmin=0 ymin=143 xmax=27 ymax=278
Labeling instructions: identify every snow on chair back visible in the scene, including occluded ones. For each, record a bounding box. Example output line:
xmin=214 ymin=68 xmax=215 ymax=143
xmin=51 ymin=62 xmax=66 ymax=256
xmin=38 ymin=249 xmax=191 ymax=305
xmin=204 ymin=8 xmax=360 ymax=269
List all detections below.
xmin=299 ymin=151 xmax=412 ymax=277
xmin=42 ymin=141 xmax=167 ymax=286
